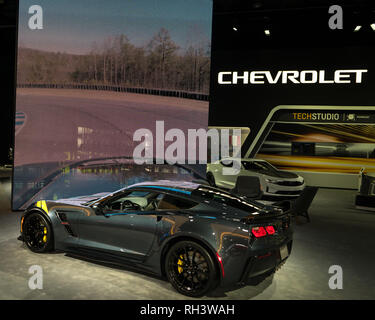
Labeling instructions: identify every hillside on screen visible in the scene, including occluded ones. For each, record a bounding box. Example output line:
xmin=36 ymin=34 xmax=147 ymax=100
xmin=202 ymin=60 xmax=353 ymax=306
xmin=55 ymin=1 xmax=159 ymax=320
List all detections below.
xmin=13 ymin=0 xmax=212 ymax=210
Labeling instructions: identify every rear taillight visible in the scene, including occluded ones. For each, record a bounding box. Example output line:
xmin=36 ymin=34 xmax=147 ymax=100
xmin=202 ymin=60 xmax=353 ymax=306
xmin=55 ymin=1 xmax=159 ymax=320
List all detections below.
xmin=251 ymin=227 xmax=267 ymax=237
xmin=252 ymin=225 xmax=276 ymax=238
xmin=265 ymin=225 xmax=275 ymax=235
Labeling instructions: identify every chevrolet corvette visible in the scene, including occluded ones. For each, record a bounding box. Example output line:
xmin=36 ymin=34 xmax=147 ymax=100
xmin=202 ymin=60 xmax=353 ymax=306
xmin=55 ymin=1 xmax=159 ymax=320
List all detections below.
xmin=19 ymin=180 xmax=293 ymax=297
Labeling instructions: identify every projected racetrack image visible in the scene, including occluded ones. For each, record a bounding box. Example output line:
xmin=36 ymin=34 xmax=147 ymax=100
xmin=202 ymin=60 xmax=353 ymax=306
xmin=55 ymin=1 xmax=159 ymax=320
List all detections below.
xmin=13 ymin=0 xmax=212 ymax=209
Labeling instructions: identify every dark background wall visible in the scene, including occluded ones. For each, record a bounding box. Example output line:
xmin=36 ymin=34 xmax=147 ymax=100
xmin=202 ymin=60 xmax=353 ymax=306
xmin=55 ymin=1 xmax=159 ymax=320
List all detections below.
xmin=0 ymin=0 xmax=17 ymax=165
xmin=209 ymin=0 xmax=375 ymax=157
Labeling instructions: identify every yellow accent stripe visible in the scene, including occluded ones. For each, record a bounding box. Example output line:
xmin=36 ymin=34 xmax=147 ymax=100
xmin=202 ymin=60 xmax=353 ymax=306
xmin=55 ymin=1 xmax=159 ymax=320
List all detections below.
xmin=36 ymin=200 xmax=48 ymax=213
xmin=20 ymin=216 xmax=24 ymax=233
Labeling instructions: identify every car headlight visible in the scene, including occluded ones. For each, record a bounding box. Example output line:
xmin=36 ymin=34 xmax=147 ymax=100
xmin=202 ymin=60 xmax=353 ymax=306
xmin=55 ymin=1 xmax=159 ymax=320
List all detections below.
xmin=265 ymin=178 xmax=280 ymax=183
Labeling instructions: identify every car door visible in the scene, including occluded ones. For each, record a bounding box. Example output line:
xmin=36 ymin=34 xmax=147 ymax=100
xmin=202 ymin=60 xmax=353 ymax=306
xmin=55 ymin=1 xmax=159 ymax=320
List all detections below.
xmin=77 ymin=190 xmax=158 ymax=262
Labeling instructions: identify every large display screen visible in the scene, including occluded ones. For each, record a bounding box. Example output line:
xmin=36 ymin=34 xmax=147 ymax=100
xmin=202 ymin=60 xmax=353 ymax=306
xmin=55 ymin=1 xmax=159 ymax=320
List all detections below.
xmin=13 ymin=0 xmax=212 ymax=209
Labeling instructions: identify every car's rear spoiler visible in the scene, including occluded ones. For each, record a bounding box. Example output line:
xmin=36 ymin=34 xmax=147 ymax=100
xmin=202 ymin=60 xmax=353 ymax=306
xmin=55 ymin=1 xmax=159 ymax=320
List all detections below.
xmin=241 ymin=200 xmax=292 ymax=224
xmin=272 ymin=200 xmax=292 ymax=213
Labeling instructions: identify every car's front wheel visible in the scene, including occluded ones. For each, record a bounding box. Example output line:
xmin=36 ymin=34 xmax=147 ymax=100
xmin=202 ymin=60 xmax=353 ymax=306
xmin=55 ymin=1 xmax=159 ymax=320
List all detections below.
xmin=165 ymin=240 xmax=218 ymax=297
xmin=22 ymin=212 xmax=54 ymax=253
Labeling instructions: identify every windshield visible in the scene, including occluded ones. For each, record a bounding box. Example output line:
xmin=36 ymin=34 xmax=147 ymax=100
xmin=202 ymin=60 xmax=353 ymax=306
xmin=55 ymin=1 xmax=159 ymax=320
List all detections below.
xmin=242 ymin=160 xmax=279 ymax=175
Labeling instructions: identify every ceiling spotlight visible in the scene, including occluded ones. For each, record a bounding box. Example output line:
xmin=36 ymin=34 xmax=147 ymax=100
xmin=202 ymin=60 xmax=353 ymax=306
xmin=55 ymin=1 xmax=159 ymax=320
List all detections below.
xmin=371 ymin=24 xmax=375 ymax=31
xmin=253 ymin=1 xmax=263 ymax=9
xmin=233 ymin=26 xmax=238 ymax=31
xmin=354 ymin=25 xmax=362 ymax=32
xmin=264 ymin=29 xmax=271 ymax=36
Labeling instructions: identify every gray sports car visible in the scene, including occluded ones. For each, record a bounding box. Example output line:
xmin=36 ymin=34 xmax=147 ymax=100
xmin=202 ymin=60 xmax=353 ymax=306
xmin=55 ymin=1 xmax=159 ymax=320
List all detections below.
xmin=19 ymin=180 xmax=293 ymax=297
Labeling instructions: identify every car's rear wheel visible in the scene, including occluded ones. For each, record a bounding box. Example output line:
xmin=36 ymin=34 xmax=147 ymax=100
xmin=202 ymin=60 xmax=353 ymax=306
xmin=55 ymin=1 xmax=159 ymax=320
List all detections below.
xmin=206 ymin=172 xmax=216 ymax=187
xmin=23 ymin=212 xmax=54 ymax=253
xmin=165 ymin=241 xmax=218 ymax=297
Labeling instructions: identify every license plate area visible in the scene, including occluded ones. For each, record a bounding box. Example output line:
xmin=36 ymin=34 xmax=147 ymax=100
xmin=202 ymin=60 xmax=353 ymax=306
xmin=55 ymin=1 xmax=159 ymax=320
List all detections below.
xmin=280 ymin=244 xmax=289 ymax=260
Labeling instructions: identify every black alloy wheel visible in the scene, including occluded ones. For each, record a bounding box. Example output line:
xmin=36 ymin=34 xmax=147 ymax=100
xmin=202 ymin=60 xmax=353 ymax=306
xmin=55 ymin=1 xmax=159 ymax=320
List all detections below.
xmin=165 ymin=241 xmax=218 ymax=297
xmin=23 ymin=212 xmax=53 ymax=253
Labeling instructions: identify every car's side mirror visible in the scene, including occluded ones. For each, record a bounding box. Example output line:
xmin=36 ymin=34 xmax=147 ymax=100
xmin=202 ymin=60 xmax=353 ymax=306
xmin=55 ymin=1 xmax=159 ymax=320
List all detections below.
xmin=92 ymin=204 xmax=104 ymax=215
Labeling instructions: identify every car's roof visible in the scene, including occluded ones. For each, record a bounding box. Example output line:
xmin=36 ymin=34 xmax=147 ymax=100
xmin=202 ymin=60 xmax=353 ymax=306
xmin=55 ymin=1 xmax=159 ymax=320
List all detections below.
xmin=127 ymin=181 xmax=265 ymax=210
xmin=126 ymin=180 xmax=200 ymax=192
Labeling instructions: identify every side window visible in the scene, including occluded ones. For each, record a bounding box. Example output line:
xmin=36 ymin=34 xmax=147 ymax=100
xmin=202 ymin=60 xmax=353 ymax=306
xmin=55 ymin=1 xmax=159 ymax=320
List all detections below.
xmin=247 ymin=162 xmax=256 ymax=170
xmin=127 ymin=191 xmax=151 ymax=197
xmin=105 ymin=191 xmax=151 ymax=211
xmin=157 ymin=194 xmax=198 ymax=210
xmin=243 ymin=162 xmax=259 ymax=171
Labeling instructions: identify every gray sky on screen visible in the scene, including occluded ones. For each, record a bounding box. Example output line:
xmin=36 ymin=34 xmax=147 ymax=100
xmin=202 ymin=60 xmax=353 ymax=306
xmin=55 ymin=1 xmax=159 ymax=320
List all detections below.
xmin=18 ymin=0 xmax=212 ymax=54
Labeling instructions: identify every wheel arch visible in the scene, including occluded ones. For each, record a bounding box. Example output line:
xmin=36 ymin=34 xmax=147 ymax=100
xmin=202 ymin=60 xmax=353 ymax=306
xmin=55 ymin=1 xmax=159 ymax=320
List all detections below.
xmin=23 ymin=207 xmax=53 ymax=226
xmin=206 ymin=171 xmax=216 ymax=186
xmin=206 ymin=171 xmax=213 ymax=176
xmin=21 ymin=208 xmax=55 ymax=250
xmin=160 ymin=234 xmax=222 ymax=283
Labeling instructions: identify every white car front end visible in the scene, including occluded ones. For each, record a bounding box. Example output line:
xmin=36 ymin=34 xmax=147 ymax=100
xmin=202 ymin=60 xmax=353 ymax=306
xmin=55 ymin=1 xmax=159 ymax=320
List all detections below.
xmin=262 ymin=175 xmax=305 ymax=198
xmin=207 ymin=158 xmax=305 ymax=198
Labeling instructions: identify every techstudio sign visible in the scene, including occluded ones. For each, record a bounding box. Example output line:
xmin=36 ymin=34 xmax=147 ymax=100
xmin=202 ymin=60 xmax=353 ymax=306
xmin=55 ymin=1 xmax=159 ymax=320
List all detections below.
xmin=217 ymin=69 xmax=368 ymax=85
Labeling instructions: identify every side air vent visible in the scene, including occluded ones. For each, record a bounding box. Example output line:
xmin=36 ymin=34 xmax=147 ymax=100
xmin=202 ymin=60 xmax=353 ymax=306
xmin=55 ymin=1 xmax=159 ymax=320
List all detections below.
xmin=63 ymin=224 xmax=77 ymax=237
xmin=55 ymin=210 xmax=77 ymax=237
xmin=56 ymin=211 xmax=68 ymax=222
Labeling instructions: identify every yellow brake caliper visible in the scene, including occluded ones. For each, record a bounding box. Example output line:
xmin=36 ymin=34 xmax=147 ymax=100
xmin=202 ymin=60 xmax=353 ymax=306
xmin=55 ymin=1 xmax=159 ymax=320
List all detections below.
xmin=177 ymin=255 xmax=184 ymax=273
xmin=43 ymin=227 xmax=47 ymax=243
